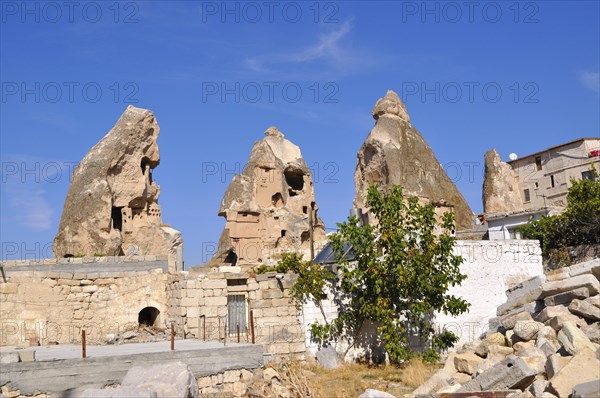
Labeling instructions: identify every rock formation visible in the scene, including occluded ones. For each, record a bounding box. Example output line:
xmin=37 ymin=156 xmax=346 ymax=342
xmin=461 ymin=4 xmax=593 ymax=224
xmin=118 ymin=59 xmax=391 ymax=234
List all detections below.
xmin=53 ymin=106 xmax=183 ymax=270
xmin=210 ymin=127 xmax=326 ymax=268
xmin=482 ymin=149 xmax=523 ymax=214
xmin=354 ymin=90 xmax=475 ymax=231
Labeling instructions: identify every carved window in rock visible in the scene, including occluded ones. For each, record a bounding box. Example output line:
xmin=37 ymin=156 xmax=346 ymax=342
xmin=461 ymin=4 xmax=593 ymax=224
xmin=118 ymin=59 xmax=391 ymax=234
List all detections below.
xmin=284 ymin=167 xmax=304 ymax=196
xmin=111 ymin=206 xmax=123 ymax=231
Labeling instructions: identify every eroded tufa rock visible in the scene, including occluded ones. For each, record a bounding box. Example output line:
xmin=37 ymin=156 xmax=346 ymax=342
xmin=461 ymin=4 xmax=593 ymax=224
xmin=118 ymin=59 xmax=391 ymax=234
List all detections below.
xmin=354 ymin=90 xmax=475 ymax=231
xmin=483 ymin=149 xmax=523 ymax=213
xmin=210 ymin=127 xmax=327 ymax=268
xmin=53 ymin=106 xmax=183 ymax=270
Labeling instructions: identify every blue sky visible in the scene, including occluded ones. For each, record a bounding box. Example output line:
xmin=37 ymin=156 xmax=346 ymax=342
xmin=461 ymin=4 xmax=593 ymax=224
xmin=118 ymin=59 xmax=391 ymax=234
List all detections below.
xmin=1 ymin=1 xmax=599 ymax=267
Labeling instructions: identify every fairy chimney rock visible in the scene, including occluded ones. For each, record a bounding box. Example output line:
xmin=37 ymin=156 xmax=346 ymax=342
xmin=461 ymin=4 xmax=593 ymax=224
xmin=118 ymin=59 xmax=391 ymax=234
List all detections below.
xmin=211 ymin=127 xmax=326 ymax=269
xmin=482 ymin=149 xmax=523 ymax=214
xmin=354 ymin=90 xmax=475 ymax=231
xmin=53 ymin=106 xmax=183 ymax=271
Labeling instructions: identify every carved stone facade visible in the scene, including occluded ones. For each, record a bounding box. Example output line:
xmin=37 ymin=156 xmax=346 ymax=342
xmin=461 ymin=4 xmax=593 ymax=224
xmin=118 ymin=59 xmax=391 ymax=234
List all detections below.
xmin=52 ymin=106 xmax=183 ymax=271
xmin=210 ymin=127 xmax=326 ymax=269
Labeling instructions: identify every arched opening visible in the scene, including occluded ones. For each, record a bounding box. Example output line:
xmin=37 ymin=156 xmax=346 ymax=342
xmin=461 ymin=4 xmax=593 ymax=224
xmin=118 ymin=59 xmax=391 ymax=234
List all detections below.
xmin=138 ymin=306 xmax=160 ymax=327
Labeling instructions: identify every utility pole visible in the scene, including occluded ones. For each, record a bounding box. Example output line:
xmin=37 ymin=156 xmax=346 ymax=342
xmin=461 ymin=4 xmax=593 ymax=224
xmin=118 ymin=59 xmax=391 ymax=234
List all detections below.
xmin=309 ymin=205 xmax=315 ymax=260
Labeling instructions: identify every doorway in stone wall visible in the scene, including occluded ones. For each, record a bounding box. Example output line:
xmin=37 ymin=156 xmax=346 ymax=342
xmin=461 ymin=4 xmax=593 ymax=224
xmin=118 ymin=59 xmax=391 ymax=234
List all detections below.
xmin=138 ymin=306 xmax=160 ymax=327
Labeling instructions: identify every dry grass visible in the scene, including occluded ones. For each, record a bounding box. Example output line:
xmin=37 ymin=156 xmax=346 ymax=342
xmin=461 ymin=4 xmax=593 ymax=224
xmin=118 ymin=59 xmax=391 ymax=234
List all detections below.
xmin=296 ymin=358 xmax=439 ymax=398
xmin=399 ymin=357 xmax=438 ymax=388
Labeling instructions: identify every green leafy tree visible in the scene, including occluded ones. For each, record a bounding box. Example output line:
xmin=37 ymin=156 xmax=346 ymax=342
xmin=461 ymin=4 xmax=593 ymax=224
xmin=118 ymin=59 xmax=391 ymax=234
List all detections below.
xmin=288 ymin=184 xmax=469 ymax=364
xmin=519 ymin=167 xmax=600 ymax=261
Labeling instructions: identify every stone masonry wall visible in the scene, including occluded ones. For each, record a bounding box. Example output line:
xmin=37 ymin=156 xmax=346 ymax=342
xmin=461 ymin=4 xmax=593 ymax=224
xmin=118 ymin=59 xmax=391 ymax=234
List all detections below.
xmin=1 ymin=267 xmax=168 ymax=346
xmin=166 ymin=270 xmax=305 ymax=357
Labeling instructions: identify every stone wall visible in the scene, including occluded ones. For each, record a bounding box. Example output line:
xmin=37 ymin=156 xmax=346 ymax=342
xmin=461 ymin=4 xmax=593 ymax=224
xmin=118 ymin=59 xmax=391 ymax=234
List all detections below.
xmin=1 ymin=266 xmax=168 ymax=346
xmin=165 ymin=269 xmax=306 ymax=357
xmin=436 ymin=240 xmax=544 ymax=345
xmin=302 ymin=240 xmax=544 ymax=360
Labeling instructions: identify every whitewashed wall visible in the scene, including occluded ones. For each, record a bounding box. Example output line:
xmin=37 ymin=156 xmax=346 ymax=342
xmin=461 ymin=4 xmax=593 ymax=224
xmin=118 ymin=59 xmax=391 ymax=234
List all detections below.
xmin=302 ymin=239 xmax=544 ymax=358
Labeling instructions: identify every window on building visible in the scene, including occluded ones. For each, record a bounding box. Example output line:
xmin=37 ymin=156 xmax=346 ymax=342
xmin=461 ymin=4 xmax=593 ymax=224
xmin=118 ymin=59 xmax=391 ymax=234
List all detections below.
xmin=534 ymin=182 xmax=539 ymax=189
xmin=227 ymin=295 xmax=247 ymax=335
xmin=535 ymin=156 xmax=542 ymax=171
xmin=550 ymin=175 xmax=555 ymax=188
xmin=524 ymin=189 xmax=531 ymax=202
xmin=582 ymin=171 xmax=596 ymax=181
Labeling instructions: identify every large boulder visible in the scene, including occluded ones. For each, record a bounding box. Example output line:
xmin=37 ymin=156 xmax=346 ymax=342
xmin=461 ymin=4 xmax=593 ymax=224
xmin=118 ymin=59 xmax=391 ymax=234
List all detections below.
xmin=53 ymin=106 xmax=182 ymax=269
xmin=353 ymin=90 xmax=474 ymax=231
xmin=547 ymin=348 xmax=600 ymax=397
xmin=121 ymin=361 xmax=198 ymax=398
xmin=208 ymin=127 xmax=327 ymax=268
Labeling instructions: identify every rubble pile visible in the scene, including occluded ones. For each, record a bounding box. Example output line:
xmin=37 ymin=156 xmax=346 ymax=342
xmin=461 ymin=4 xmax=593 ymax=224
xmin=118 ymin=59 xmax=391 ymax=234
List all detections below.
xmin=412 ymin=259 xmax=600 ymax=397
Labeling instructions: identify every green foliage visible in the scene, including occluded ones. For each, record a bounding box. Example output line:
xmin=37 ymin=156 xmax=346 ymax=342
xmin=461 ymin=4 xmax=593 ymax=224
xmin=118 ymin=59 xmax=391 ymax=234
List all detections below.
xmin=256 ymin=253 xmax=335 ymax=311
xmin=519 ymin=167 xmax=600 ymax=260
xmin=292 ymin=184 xmax=469 ymax=364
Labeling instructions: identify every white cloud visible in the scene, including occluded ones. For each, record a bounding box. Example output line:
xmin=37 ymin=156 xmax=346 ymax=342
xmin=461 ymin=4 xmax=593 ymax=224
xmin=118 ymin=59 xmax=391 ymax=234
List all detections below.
xmin=243 ymin=20 xmax=366 ymax=78
xmin=580 ymin=71 xmax=600 ymax=93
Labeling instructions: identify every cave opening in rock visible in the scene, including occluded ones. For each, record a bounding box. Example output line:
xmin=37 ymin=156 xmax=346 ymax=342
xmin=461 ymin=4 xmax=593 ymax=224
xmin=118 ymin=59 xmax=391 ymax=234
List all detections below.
xmin=224 ymin=250 xmax=238 ymax=266
xmin=281 ymin=230 xmax=287 ymax=237
xmin=111 ymin=206 xmax=123 ymax=231
xmin=284 ymin=168 xmax=304 ymax=191
xmin=138 ymin=306 xmax=160 ymax=327
xmin=272 ymin=192 xmax=284 ymax=208
xmin=141 ymin=157 xmax=153 ymax=183
xmin=300 ymin=231 xmax=310 ymax=244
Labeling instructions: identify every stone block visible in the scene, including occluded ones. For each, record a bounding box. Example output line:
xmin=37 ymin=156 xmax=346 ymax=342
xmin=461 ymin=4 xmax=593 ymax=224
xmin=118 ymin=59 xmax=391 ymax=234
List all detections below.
xmin=223 ymin=369 xmax=241 ymax=383
xmin=204 ymin=296 xmax=227 ymax=307
xmin=475 ymin=354 xmax=506 ymax=376
xmin=569 ymin=299 xmax=600 ymax=321
xmin=505 ymin=275 xmax=546 ymax=304
xmin=82 ymin=285 xmax=98 ymax=293
xmin=180 ymin=297 xmax=198 ymax=307
xmin=582 ymin=323 xmax=600 ymax=344
xmin=558 ymin=322 xmax=596 ymax=355
xmin=0 ymin=283 xmax=18 ymax=294
xmin=516 ymin=347 xmax=547 ymax=374
xmin=18 ymin=350 xmax=35 ymax=362
xmin=568 ymin=259 xmax=600 ymax=279
xmin=535 ymin=305 xmax=572 ymax=323
xmin=544 ymin=287 xmax=590 ymax=307
xmin=572 ymin=380 xmax=600 ymax=398
xmin=545 ymin=353 xmax=571 ymax=380
xmin=586 ymin=295 xmax=600 ymax=308
xmin=501 ymin=310 xmax=533 ymax=330
xmin=542 ymin=274 xmax=600 ymax=299
xmin=546 ymin=314 xmax=587 ymax=331
xmin=497 ymin=300 xmax=544 ymax=317
xmin=454 ymin=352 xmax=484 ymax=375
xmin=58 ymin=278 xmax=80 ymax=286
xmin=0 ymin=352 xmax=19 ymax=364
xmin=457 ymin=355 xmax=537 ymax=392
xmin=122 ymin=361 xmax=198 ymax=398
xmin=186 ymin=307 xmax=200 ymax=318
xmin=514 ymin=320 xmax=544 ymax=341
xmin=548 ymin=348 xmax=600 ymax=397
xmin=203 ymin=279 xmax=227 ymax=289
